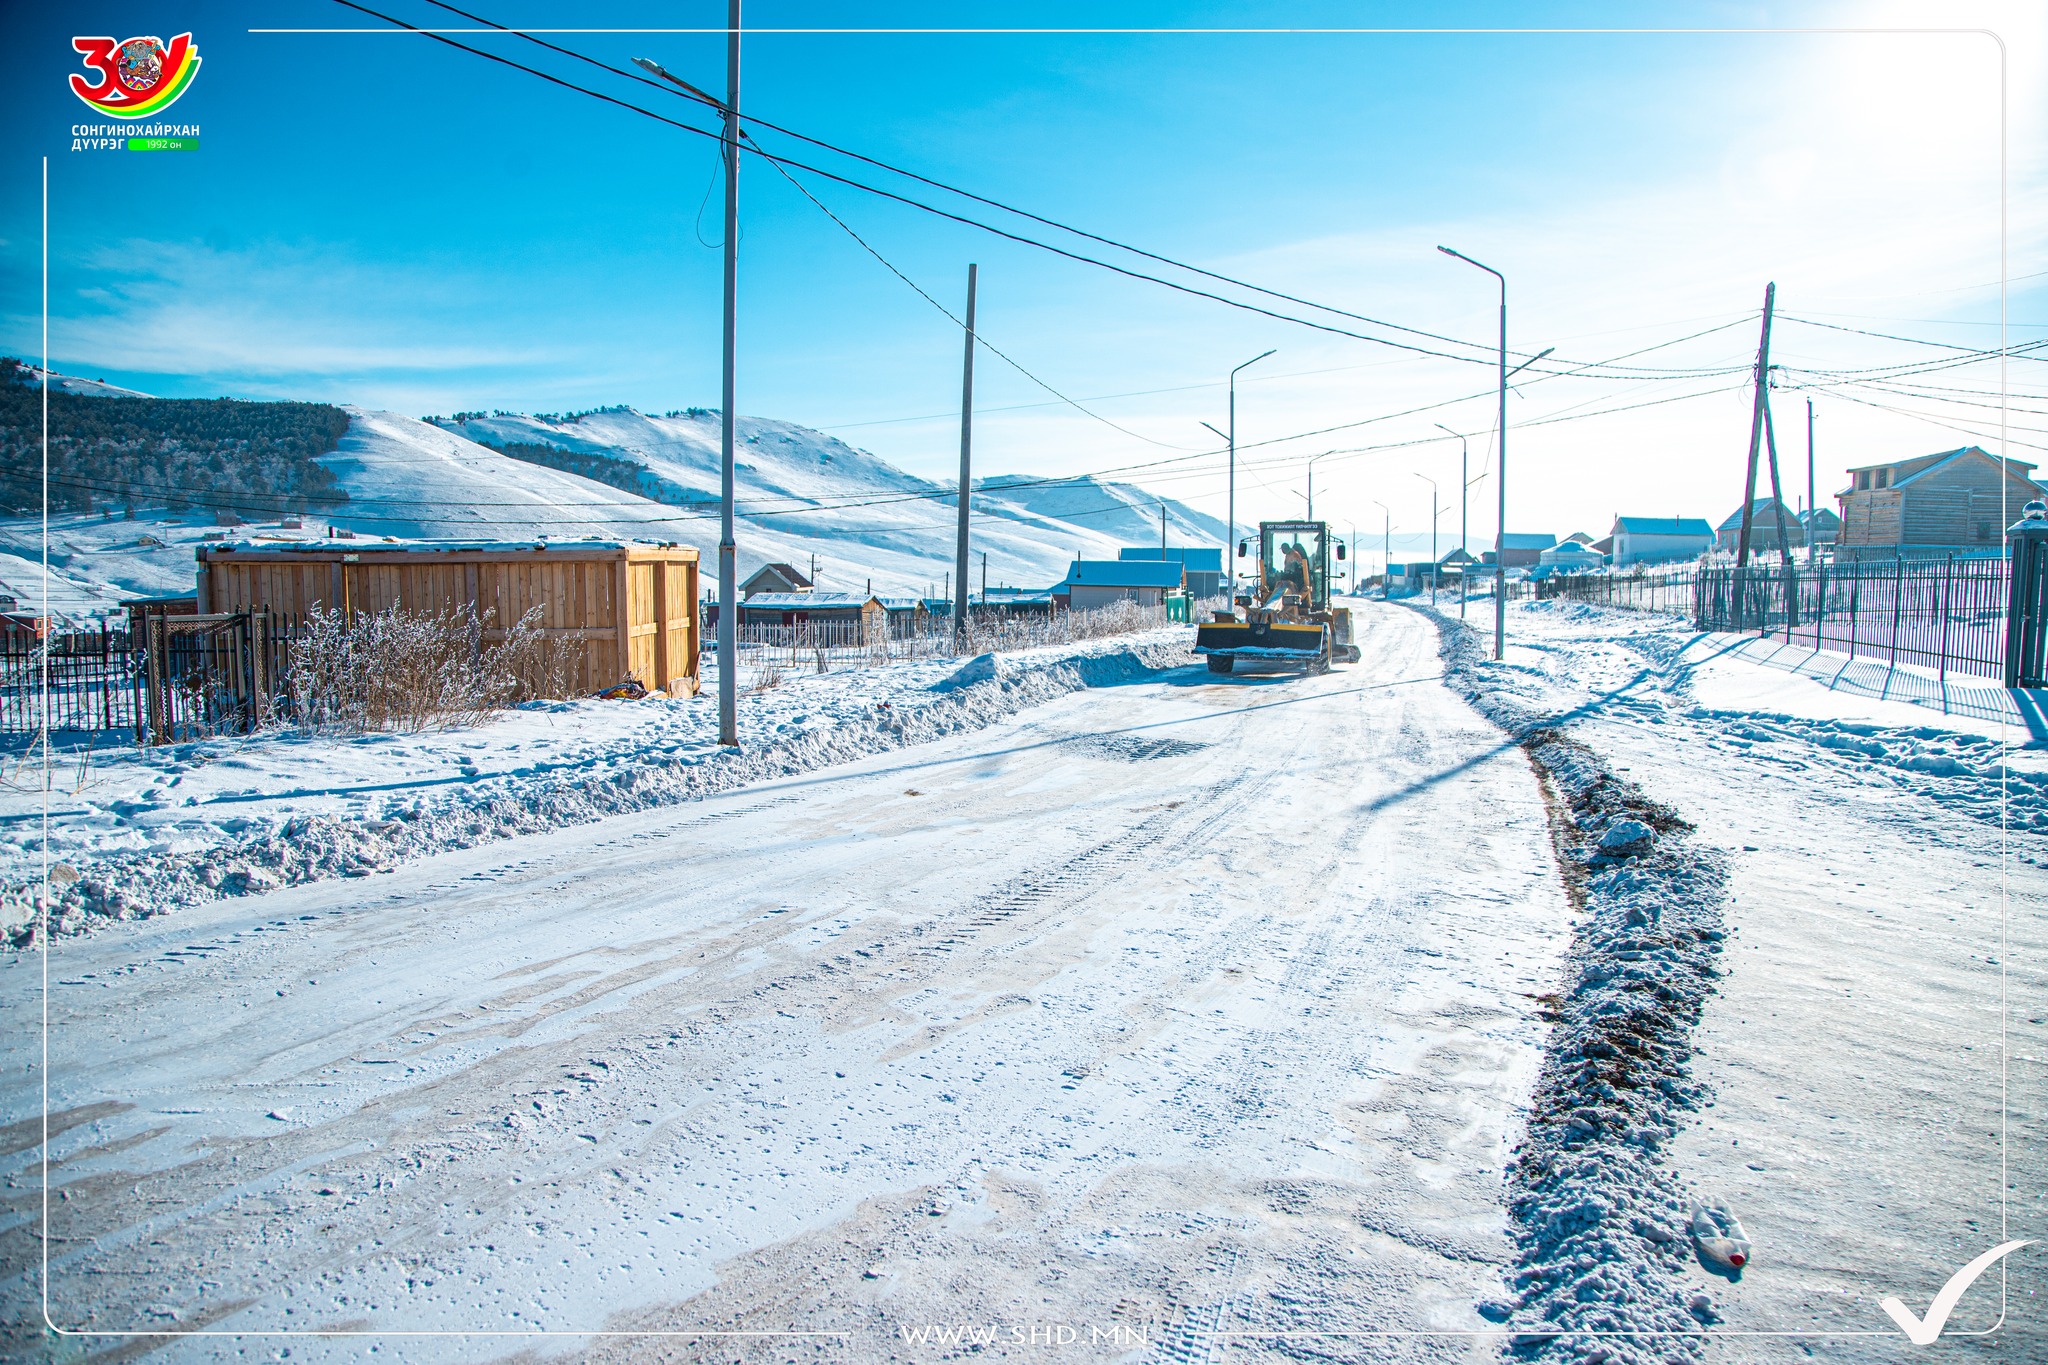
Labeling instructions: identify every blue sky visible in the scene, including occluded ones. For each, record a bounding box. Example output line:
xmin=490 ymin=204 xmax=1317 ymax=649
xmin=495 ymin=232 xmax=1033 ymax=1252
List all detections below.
xmin=3 ymin=1 xmax=2043 ymax=549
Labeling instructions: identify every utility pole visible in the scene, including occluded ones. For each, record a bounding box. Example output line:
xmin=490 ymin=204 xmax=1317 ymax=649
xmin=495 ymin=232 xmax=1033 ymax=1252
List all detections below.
xmin=953 ymin=264 xmax=977 ymax=648
xmin=1806 ymin=398 xmax=1817 ymax=565
xmin=1736 ymin=282 xmax=1777 ymax=569
xmin=1160 ymin=503 xmax=1167 ymax=557
xmin=808 ymin=550 xmax=816 ymax=586
xmin=980 ymin=549 xmax=987 ymax=605
xmin=714 ymin=0 xmax=742 ymax=747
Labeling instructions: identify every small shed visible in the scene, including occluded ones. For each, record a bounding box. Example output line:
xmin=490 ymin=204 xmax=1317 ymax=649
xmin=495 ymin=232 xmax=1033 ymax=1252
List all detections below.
xmin=197 ymin=539 xmax=700 ymax=697
xmin=1488 ymin=533 xmax=1558 ymax=568
xmin=738 ymin=591 xmax=870 ymax=627
xmin=1610 ymin=516 xmax=1714 ymax=566
xmin=1716 ymin=499 xmax=1803 ymax=555
xmin=1118 ymin=546 xmax=1226 ymax=598
xmin=1057 ymin=559 xmax=1184 ymax=610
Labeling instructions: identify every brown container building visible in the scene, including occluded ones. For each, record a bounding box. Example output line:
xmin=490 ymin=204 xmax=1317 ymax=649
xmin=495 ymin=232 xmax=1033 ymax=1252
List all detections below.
xmin=196 ymin=539 xmax=701 ymax=697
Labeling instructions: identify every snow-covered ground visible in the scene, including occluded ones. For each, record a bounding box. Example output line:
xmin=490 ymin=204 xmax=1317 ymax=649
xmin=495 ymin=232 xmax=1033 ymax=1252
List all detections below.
xmin=4 ymin=595 xmax=2039 ymax=1361
xmin=1434 ymin=599 xmax=2046 ymax=1360
xmin=0 ymin=631 xmax=1196 ymax=940
xmin=1 ymin=601 xmax=1571 ymax=1361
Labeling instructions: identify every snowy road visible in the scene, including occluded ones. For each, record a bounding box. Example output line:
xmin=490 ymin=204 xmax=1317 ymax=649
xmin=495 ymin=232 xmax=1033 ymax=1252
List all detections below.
xmin=3 ymin=603 xmax=1571 ymax=1362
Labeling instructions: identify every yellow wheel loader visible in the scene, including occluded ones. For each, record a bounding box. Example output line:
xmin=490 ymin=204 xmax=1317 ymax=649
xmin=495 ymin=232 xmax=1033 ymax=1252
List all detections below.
xmin=1193 ymin=520 xmax=1361 ymax=674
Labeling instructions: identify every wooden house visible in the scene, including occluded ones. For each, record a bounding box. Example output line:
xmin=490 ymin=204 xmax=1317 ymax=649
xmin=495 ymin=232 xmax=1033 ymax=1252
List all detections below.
xmin=1716 ymin=499 xmax=1803 ymax=555
xmin=1835 ymin=446 xmax=2042 ymax=557
xmin=196 ymin=539 xmax=700 ymax=696
xmin=741 ymin=562 xmax=813 ymax=598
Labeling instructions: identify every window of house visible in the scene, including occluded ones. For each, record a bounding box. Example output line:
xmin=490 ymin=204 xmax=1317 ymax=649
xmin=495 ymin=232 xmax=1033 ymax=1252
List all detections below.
xmin=1978 ymin=522 xmax=1992 ymax=541
xmin=1855 ymin=471 xmax=1871 ymax=490
xmin=1875 ymin=468 xmax=1891 ymax=488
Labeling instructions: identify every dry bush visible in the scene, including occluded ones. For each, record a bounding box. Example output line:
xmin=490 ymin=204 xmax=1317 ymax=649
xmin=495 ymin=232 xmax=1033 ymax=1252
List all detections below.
xmin=961 ymin=598 xmax=1166 ymax=653
xmin=287 ymin=601 xmax=575 ymax=734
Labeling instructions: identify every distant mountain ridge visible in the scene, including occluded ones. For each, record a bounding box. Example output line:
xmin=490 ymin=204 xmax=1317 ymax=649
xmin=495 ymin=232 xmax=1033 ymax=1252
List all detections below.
xmin=433 ymin=406 xmax=1225 ymax=592
xmin=0 ymin=371 xmax=1231 ymax=619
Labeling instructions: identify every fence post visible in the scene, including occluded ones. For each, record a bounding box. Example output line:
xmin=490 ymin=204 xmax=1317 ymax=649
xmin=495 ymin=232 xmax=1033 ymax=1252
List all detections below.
xmin=1889 ymin=555 xmax=1905 ymax=667
xmin=144 ymin=614 xmax=167 ymax=745
xmin=250 ymin=611 xmax=271 ymax=729
xmin=1815 ymin=563 xmax=1826 ymax=653
xmin=1848 ymin=574 xmax=1860 ymax=660
xmin=2004 ymin=513 xmax=2048 ymax=688
xmin=1938 ymin=555 xmax=1953 ymax=684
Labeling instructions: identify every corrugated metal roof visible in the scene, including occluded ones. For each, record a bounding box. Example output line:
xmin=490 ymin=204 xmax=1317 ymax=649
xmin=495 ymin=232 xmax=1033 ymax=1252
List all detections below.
xmin=1499 ymin=533 xmax=1558 ymax=550
xmin=1062 ymin=559 xmax=1184 ymax=588
xmin=1716 ymin=499 xmax=1796 ymax=531
xmin=1118 ymin=546 xmax=1224 ymax=571
xmin=1615 ymin=517 xmax=1713 ymax=536
xmin=741 ymin=592 xmax=869 ymax=609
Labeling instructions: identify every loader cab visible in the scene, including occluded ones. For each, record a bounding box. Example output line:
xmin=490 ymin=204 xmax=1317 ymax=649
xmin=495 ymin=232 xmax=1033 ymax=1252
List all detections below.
xmin=1256 ymin=521 xmax=1331 ymax=611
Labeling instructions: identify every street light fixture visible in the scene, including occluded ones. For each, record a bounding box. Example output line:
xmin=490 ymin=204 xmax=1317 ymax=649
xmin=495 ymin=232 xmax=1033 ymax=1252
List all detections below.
xmin=1437 ymin=245 xmax=1509 ymax=660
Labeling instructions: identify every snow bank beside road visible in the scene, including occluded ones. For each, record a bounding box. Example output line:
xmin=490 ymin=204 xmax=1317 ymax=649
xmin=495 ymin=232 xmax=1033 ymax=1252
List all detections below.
xmin=1427 ymin=609 xmax=1732 ymax=1362
xmin=2 ymin=631 xmax=1194 ymax=942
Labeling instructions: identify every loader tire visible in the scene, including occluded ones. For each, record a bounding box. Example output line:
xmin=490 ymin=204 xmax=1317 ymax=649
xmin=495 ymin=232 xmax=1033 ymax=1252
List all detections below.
xmin=1207 ymin=655 xmax=1234 ymax=674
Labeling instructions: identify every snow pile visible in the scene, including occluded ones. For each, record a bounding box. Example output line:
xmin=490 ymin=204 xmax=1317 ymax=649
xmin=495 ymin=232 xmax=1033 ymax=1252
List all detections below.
xmin=1429 ymin=610 xmax=1732 ymax=1363
xmin=2 ymin=630 xmax=1195 ymax=943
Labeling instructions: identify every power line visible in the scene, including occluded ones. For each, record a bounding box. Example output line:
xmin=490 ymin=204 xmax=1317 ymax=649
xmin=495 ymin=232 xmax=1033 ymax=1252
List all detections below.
xmin=412 ymin=0 xmax=1736 ymax=379
xmin=749 ymin=142 xmax=1201 ymax=452
xmin=338 ymin=0 xmax=1745 ymax=382
xmin=1778 ymin=312 xmax=2048 ymax=359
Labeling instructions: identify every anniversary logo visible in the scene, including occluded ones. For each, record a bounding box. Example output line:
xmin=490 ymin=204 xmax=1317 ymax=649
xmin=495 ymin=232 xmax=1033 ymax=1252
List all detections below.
xmin=68 ymin=32 xmax=201 ymax=152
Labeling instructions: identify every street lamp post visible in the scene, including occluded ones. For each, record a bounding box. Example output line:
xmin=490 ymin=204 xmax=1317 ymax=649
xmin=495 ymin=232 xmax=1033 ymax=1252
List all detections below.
xmin=1221 ymin=349 xmax=1275 ymax=603
xmin=1415 ymin=473 xmax=1439 ymax=605
xmin=1435 ymin=423 xmax=1469 ymax=620
xmin=1438 ymin=245 xmax=1508 ymax=660
xmin=1373 ymin=499 xmax=1391 ymax=601
xmin=1305 ymin=449 xmax=1336 ymax=523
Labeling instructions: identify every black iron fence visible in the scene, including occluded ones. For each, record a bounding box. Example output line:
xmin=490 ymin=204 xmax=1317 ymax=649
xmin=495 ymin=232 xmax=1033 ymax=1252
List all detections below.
xmin=1 ymin=611 xmax=297 ymax=742
xmin=1540 ymin=570 xmax=1698 ymax=615
xmin=1693 ymin=557 xmax=2007 ymax=682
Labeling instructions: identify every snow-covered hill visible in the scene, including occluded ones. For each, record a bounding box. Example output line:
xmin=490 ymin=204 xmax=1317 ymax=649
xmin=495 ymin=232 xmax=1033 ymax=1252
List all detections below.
xmin=434 ymin=406 xmax=1224 ymax=594
xmin=0 ymin=384 xmax=1227 ymax=622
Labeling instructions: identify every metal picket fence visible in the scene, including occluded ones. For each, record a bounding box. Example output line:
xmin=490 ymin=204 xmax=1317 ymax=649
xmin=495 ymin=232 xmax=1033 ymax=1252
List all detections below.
xmin=1694 ymin=557 xmax=2007 ymax=681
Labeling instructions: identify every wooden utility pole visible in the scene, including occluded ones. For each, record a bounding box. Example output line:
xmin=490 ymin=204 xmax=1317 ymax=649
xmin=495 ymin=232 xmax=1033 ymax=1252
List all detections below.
xmin=1736 ymin=282 xmax=1777 ymax=568
xmin=953 ymin=264 xmax=977 ymax=648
